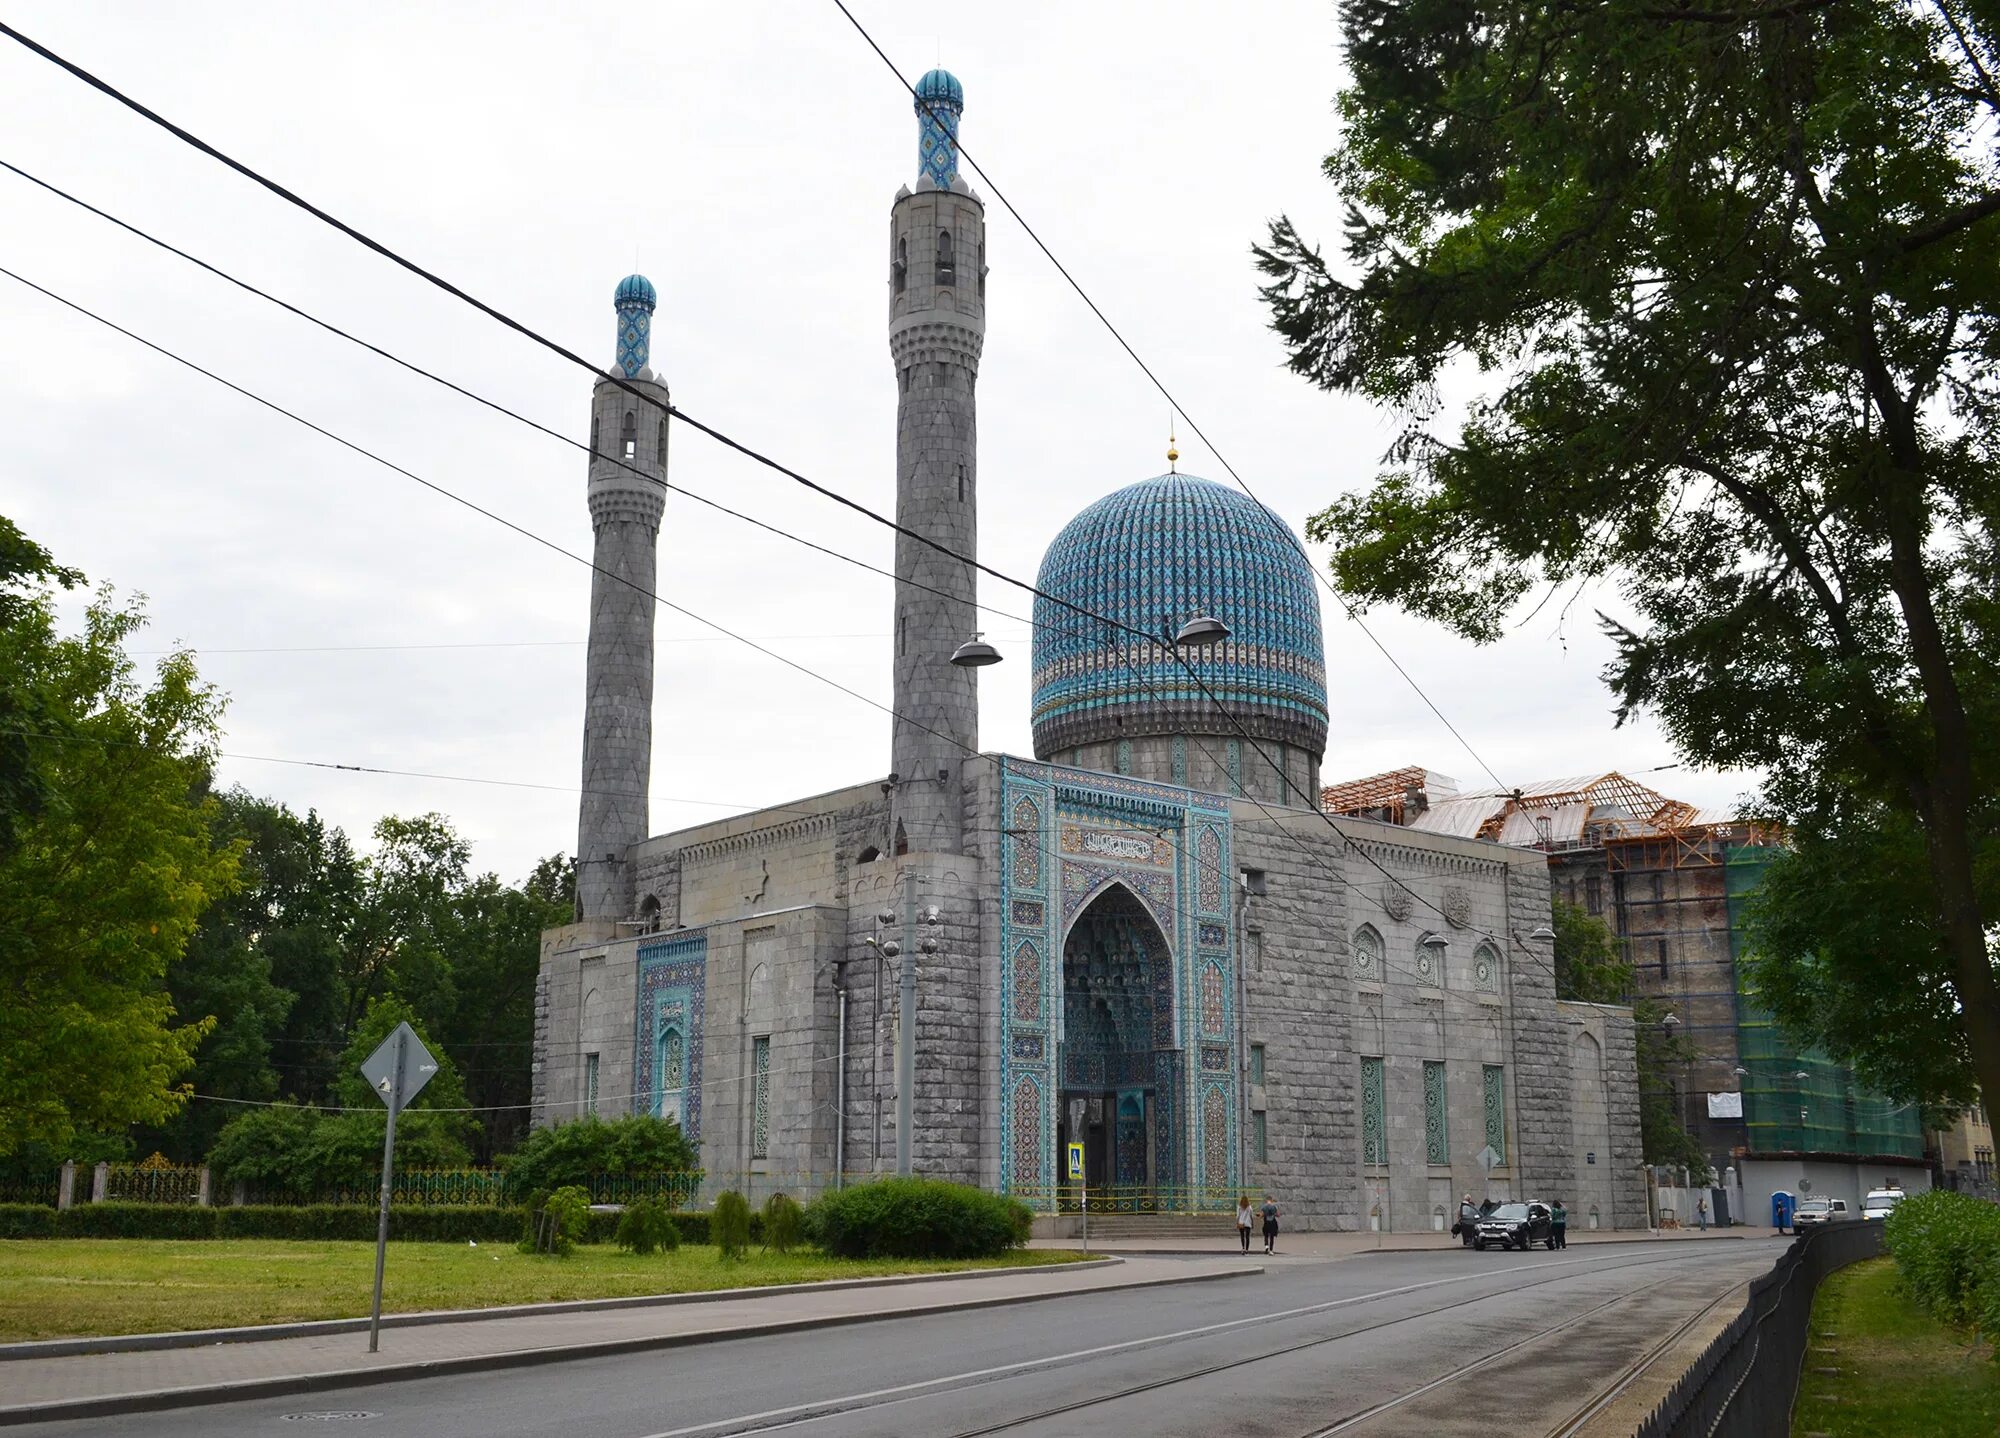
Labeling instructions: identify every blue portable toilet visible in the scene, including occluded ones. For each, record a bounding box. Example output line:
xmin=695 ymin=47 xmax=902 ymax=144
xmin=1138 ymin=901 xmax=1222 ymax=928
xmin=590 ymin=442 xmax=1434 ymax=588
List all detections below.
xmin=1771 ymin=1191 xmax=1796 ymax=1233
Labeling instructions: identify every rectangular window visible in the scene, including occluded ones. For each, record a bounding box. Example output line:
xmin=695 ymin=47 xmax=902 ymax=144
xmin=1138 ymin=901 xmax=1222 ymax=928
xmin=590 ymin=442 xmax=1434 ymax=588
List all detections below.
xmin=1226 ymin=739 xmax=1243 ymax=796
xmin=1249 ymin=1043 xmax=1266 ymax=1087
xmin=1483 ymin=1064 xmax=1507 ymax=1164
xmin=1585 ymin=873 xmax=1603 ymax=914
xmin=585 ymin=1052 xmax=600 ymax=1117
xmin=1252 ymin=1109 xmax=1267 ymax=1163
xmin=1424 ymin=1061 xmax=1449 ymax=1165
xmin=751 ymin=1036 xmax=771 ymax=1159
xmin=1361 ymin=1057 xmax=1387 ymax=1166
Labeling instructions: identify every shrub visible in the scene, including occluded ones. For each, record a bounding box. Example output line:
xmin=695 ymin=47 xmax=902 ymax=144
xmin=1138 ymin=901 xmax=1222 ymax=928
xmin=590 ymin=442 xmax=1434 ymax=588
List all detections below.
xmin=207 ymin=1104 xmax=473 ymax=1199
xmin=56 ymin=1203 xmax=219 ymax=1239
xmin=616 ymin=1198 xmax=681 ymax=1255
xmin=713 ymin=1190 xmax=752 ymax=1260
xmin=805 ymin=1178 xmax=1032 ymax=1260
xmin=0 ymin=1204 xmax=57 ymax=1238
xmin=763 ymin=1193 xmax=802 ymax=1255
xmin=1885 ymin=1188 xmax=2000 ymax=1343
xmin=501 ymin=1115 xmax=697 ymax=1199
xmin=520 ymin=1185 xmax=593 ymax=1256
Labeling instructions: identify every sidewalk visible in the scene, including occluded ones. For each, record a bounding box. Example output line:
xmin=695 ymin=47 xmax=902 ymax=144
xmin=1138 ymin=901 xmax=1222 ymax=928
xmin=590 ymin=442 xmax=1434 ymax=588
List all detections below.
xmin=1027 ymin=1225 xmax=1788 ymax=1258
xmin=0 ymin=1255 xmax=1254 ymax=1426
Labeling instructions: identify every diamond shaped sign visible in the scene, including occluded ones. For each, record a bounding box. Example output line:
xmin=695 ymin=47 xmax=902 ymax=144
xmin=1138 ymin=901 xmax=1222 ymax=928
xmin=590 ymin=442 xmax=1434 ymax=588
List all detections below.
xmin=1478 ymin=1145 xmax=1503 ymax=1173
xmin=360 ymin=1022 xmax=438 ymax=1110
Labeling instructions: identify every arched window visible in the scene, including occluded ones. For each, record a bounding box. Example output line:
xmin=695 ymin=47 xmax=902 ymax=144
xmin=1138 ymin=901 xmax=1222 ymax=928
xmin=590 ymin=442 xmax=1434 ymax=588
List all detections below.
xmin=978 ymin=242 xmax=986 ymax=298
xmin=856 ymin=845 xmax=881 ymax=864
xmin=620 ymin=411 xmax=636 ymax=461
xmin=894 ymin=236 xmax=907 ymax=294
xmin=637 ymin=894 xmax=661 ymax=934
xmin=657 ymin=1026 xmax=686 ymax=1126
xmin=1352 ymin=924 xmax=1383 ymax=980
xmin=590 ymin=415 xmax=600 ymax=461
xmin=936 ymin=229 xmax=955 ymax=285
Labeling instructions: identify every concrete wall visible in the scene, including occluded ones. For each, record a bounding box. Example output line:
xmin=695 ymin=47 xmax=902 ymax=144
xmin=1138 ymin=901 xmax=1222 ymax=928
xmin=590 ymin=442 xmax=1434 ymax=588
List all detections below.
xmin=1739 ymin=1157 xmax=1933 ymax=1215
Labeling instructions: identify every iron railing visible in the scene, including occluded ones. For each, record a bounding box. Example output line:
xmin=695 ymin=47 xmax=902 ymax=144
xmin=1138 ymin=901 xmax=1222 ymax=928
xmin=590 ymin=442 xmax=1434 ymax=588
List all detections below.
xmin=1634 ymin=1220 xmax=1882 ymax=1438
xmin=105 ymin=1160 xmax=202 ymax=1205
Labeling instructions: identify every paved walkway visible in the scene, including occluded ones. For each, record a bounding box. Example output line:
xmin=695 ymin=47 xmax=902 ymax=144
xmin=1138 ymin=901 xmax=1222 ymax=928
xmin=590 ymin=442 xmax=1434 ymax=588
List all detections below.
xmin=0 ymin=1256 xmax=1252 ymax=1424
xmin=1027 ymin=1224 xmax=1787 ymax=1257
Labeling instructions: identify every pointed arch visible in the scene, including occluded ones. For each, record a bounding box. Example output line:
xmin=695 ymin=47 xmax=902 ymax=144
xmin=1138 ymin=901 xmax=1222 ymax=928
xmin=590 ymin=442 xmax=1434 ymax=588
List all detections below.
xmin=1351 ymin=923 xmax=1383 ymax=979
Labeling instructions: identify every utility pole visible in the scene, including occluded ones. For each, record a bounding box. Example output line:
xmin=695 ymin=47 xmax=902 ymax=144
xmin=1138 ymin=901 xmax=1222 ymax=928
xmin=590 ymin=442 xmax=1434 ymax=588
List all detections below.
xmin=896 ymin=868 xmax=917 ymax=1176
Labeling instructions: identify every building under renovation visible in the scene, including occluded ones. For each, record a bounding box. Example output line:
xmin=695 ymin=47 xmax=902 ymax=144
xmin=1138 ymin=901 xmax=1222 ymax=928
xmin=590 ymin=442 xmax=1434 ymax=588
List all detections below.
xmin=1323 ymin=768 xmax=1931 ymax=1214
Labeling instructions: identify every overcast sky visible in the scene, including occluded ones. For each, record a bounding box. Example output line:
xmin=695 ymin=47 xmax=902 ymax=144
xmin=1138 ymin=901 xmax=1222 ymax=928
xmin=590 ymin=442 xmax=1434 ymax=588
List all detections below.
xmin=0 ymin=1 xmax=1756 ymax=884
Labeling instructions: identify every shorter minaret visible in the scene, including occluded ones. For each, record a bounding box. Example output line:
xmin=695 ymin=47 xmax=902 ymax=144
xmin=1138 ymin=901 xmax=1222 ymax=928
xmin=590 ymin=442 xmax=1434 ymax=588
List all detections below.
xmin=576 ymin=275 xmax=668 ymax=920
xmin=887 ymin=68 xmax=986 ymax=855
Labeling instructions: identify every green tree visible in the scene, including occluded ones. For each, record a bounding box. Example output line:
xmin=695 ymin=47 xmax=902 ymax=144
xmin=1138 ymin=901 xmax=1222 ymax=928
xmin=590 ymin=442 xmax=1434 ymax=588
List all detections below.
xmin=1256 ymin=3 xmax=2000 ymax=1109
xmin=0 ymin=534 xmax=241 ymax=1155
xmin=0 ymin=517 xmax=80 ymax=858
xmin=1551 ymin=897 xmax=1630 ymax=1007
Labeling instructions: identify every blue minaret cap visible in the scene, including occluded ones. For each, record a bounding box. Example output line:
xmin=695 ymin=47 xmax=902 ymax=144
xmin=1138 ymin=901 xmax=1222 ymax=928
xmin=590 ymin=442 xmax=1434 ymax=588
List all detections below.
xmin=914 ymin=68 xmax=964 ymax=190
xmin=612 ymin=273 xmax=656 ymax=377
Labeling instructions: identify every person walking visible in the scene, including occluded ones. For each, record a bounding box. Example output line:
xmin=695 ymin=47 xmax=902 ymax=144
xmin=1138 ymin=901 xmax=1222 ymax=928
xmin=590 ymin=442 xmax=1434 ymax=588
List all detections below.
xmin=1236 ymin=1195 xmax=1255 ymax=1253
xmin=1696 ymin=1198 xmax=1709 ymax=1232
xmin=1551 ymin=1199 xmax=1568 ymax=1250
xmin=1459 ymin=1194 xmax=1480 ymax=1248
xmin=1260 ymin=1195 xmax=1280 ymax=1254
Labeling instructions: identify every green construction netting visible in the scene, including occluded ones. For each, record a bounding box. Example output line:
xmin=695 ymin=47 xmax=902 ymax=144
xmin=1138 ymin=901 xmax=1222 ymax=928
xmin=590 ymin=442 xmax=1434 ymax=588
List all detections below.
xmin=1726 ymin=845 xmax=1925 ymax=1160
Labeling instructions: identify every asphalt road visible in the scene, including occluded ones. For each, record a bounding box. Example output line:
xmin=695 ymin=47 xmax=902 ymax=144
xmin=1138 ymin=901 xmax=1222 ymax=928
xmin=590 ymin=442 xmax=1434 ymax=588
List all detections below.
xmin=11 ymin=1241 xmax=1777 ymax=1438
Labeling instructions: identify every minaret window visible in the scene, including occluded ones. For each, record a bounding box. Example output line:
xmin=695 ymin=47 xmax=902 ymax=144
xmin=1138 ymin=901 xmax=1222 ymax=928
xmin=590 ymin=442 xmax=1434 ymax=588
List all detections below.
xmin=620 ymin=411 xmax=637 ymax=461
xmin=590 ymin=415 xmax=600 ymax=460
xmin=978 ymin=242 xmax=986 ymax=298
xmin=937 ymin=229 xmax=955 ymax=285
xmin=958 ymin=465 xmax=965 ymax=502
xmin=894 ymin=237 xmax=907 ymax=294
xmin=657 ymin=420 xmax=667 ymax=469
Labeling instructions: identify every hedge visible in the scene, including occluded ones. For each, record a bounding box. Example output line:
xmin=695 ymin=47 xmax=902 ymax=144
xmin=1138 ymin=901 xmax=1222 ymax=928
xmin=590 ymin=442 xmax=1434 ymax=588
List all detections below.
xmin=806 ymin=1178 xmax=1031 ymax=1259
xmin=1884 ymin=1188 xmax=2000 ymax=1347
xmin=0 ymin=1203 xmax=748 ymax=1245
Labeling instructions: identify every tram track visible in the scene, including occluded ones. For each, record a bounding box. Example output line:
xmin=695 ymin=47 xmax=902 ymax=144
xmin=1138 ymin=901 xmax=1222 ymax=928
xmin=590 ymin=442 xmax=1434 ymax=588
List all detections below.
xmin=631 ymin=1248 xmax=1722 ymax=1438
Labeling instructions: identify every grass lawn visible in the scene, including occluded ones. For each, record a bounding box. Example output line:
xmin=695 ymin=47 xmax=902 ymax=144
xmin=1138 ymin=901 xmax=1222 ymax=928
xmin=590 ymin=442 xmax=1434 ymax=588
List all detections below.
xmin=0 ymin=1240 xmax=1089 ymax=1341
xmin=1792 ymin=1256 xmax=2000 ymax=1438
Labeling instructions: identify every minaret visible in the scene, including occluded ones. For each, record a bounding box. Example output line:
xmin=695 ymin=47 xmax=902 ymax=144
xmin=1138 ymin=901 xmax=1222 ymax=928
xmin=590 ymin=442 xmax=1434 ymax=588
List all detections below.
xmin=576 ymin=274 xmax=668 ymax=920
xmin=887 ymin=68 xmax=986 ymax=855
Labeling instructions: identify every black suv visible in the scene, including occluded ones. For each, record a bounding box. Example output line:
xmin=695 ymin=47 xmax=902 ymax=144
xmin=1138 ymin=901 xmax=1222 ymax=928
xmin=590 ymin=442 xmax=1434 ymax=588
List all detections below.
xmin=1473 ymin=1201 xmax=1555 ymax=1251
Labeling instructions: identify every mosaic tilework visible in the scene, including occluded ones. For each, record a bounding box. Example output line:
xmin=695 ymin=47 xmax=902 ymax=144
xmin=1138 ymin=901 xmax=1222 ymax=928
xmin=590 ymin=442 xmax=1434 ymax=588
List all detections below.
xmin=1484 ymin=1065 xmax=1507 ymax=1163
xmin=634 ymin=934 xmax=707 ymax=1143
xmin=1424 ymin=1061 xmax=1448 ymax=1164
xmin=1199 ymin=961 xmax=1226 ymax=1038
xmin=1202 ymin=1085 xmax=1229 ymax=1189
xmin=1200 ymin=1045 xmax=1229 ymax=1072
xmin=1028 ymin=473 xmax=1328 ymax=758
xmin=1115 ymin=1093 xmax=1147 ymax=1186
xmin=1473 ymin=942 xmax=1501 ymax=993
xmin=1361 ymin=1056 xmax=1387 ymax=1165
xmin=1198 ymin=921 xmax=1227 ymax=949
xmin=1011 ymin=1073 xmax=1042 ymax=1192
xmin=914 ymin=68 xmax=964 ymax=190
xmin=612 ymin=274 xmax=655 ymax=378
xmin=1353 ymin=925 xmax=1382 ymax=979
xmin=1011 ymin=1034 xmax=1044 ymax=1060
xmin=1012 ymin=797 xmax=1043 ymax=890
xmin=1012 ymin=899 xmax=1044 ymax=927
xmin=1012 ymin=939 xmax=1043 ymax=1024
xmin=1197 ymin=827 xmax=1223 ymax=913
xmin=1061 ymin=861 xmax=1175 ymax=931
xmin=751 ymin=1036 xmax=770 ymax=1158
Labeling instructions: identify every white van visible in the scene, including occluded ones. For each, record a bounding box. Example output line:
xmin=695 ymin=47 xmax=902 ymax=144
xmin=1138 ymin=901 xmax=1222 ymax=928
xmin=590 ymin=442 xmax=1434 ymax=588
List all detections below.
xmin=1861 ymin=1188 xmax=1906 ymax=1221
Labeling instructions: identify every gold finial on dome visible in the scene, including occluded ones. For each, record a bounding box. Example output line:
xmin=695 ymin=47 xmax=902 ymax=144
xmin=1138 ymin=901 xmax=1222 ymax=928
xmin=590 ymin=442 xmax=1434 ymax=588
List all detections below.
xmin=1167 ymin=420 xmax=1179 ymax=473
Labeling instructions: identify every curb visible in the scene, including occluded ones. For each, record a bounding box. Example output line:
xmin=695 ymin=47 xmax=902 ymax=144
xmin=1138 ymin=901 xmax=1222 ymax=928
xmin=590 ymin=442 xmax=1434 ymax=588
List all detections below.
xmin=0 ymin=1263 xmax=1259 ymax=1427
xmin=0 ymin=1256 xmax=1120 ymax=1361
xmin=1028 ymin=1234 xmax=1772 ymax=1259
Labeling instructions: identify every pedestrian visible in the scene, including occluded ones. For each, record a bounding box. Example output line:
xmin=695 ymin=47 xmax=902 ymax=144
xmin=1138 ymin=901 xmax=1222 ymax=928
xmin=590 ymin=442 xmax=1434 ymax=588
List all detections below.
xmin=1261 ymin=1194 xmax=1280 ymax=1254
xmin=1696 ymin=1198 xmax=1709 ymax=1232
xmin=1236 ymin=1194 xmax=1254 ymax=1253
xmin=1458 ymin=1193 xmax=1479 ymax=1248
xmin=1551 ymin=1198 xmax=1568 ymax=1250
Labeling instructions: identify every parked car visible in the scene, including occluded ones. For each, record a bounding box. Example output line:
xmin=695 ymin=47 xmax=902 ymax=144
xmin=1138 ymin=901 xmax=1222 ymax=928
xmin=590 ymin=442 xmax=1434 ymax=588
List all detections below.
xmin=1792 ymin=1197 xmax=1849 ymax=1229
xmin=1861 ymin=1188 xmax=1906 ymax=1221
xmin=1474 ymin=1201 xmax=1555 ymax=1251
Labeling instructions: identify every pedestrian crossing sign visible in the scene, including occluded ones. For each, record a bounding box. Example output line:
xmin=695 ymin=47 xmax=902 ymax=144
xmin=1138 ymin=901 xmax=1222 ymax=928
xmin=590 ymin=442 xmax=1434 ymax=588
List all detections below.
xmin=1066 ymin=1142 xmax=1084 ymax=1181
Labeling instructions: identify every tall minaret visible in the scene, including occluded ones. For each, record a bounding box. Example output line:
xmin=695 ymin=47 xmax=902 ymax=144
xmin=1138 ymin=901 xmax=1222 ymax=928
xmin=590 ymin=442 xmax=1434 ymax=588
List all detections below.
xmin=576 ymin=275 xmax=668 ymax=920
xmin=888 ymin=69 xmax=986 ymax=855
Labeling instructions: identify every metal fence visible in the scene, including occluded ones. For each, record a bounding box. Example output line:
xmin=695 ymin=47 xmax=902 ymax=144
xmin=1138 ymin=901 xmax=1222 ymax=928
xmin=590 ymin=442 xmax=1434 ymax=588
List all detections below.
xmin=1635 ymin=1220 xmax=1883 ymax=1438
xmin=105 ymin=1160 xmax=202 ymax=1205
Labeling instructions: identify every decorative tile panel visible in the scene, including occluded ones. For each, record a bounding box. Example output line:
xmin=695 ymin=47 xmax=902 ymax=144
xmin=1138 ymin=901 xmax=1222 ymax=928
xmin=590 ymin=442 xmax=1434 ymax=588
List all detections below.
xmin=1484 ymin=1065 xmax=1507 ymax=1163
xmin=1197 ymin=827 xmax=1223 ymax=913
xmin=751 ymin=1036 xmax=770 ymax=1158
xmin=634 ymin=933 xmax=707 ymax=1143
xmin=1353 ymin=925 xmax=1382 ymax=980
xmin=1199 ymin=961 xmax=1226 ymax=1038
xmin=1012 ymin=940 xmax=1043 ymax=1024
xmin=1011 ymin=797 xmax=1043 ymax=890
xmin=1473 ymin=942 xmax=1500 ymax=993
xmin=1361 ymin=1057 xmax=1387 ymax=1166
xmin=1198 ymin=921 xmax=1227 ymax=949
xmin=1202 ymin=1085 xmax=1229 ymax=1191
xmin=1424 ymin=1061 xmax=1448 ymax=1165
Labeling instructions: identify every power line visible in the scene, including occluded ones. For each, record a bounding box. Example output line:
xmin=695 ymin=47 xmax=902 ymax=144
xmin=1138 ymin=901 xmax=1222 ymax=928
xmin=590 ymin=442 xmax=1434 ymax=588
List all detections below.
xmin=827 ymin=0 xmax=1510 ymax=794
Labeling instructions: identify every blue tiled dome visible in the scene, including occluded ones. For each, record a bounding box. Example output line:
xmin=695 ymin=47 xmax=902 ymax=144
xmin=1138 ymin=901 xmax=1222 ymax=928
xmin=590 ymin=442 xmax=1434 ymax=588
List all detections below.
xmin=1031 ymin=473 xmax=1328 ymax=761
xmin=914 ymin=68 xmax=964 ymax=107
xmin=614 ymin=273 xmax=657 ymax=310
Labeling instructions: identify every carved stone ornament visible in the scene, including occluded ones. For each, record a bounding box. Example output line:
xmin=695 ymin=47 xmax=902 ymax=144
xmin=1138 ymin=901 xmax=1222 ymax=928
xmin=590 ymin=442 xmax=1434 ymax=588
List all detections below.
xmin=1381 ymin=882 xmax=1414 ymax=923
xmin=1441 ymin=884 xmax=1472 ymax=929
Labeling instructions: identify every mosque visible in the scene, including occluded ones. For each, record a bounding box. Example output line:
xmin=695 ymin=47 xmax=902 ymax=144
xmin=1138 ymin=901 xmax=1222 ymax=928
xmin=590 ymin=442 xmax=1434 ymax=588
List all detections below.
xmin=532 ymin=71 xmax=1646 ymax=1231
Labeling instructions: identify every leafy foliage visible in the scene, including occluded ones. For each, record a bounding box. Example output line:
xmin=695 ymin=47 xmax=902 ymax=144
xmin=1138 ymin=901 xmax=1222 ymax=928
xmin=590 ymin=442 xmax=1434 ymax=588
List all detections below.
xmin=761 ymin=1192 xmax=802 ymax=1255
xmin=1886 ymin=1188 xmax=2000 ymax=1346
xmin=1257 ymin=0 xmax=2000 ymax=1111
xmin=0 ymin=524 xmax=239 ymax=1157
xmin=615 ymin=1197 xmax=681 ymax=1256
xmin=502 ymin=1115 xmax=697 ymax=1199
xmin=1551 ymin=898 xmax=1631 ymax=1007
xmin=712 ymin=1190 xmax=752 ymax=1261
xmin=804 ymin=1178 xmax=1033 ymax=1260
xmin=521 ymin=1185 xmax=592 ymax=1256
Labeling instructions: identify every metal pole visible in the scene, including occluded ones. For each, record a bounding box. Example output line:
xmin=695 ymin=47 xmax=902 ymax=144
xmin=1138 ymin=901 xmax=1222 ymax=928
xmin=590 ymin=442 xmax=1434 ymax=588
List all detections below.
xmin=834 ymin=986 xmax=848 ymax=1189
xmin=1081 ymin=1176 xmax=1088 ymax=1254
xmin=896 ymin=868 xmax=917 ymax=1177
xmin=367 ymin=1025 xmax=404 ymax=1354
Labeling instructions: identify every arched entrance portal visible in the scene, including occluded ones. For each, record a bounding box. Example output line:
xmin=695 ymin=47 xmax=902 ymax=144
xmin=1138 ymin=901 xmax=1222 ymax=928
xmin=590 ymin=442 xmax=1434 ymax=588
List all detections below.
xmin=1056 ymin=884 xmax=1180 ymax=1210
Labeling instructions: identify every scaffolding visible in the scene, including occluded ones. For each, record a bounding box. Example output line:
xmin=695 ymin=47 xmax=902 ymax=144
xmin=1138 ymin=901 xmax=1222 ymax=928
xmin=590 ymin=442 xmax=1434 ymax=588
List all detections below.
xmin=1725 ymin=845 xmax=1925 ymax=1160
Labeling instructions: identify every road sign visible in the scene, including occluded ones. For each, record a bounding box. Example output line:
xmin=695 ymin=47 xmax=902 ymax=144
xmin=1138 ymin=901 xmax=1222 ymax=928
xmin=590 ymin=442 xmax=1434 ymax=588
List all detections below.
xmin=1068 ymin=1097 xmax=1086 ymax=1135
xmin=1478 ymin=1145 xmax=1502 ymax=1173
xmin=1066 ymin=1142 xmax=1085 ymax=1181
xmin=361 ymin=1023 xmax=437 ymax=1110
xmin=359 ymin=1022 xmax=438 ymax=1354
